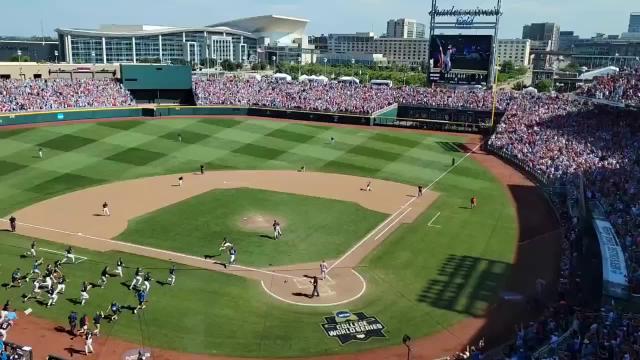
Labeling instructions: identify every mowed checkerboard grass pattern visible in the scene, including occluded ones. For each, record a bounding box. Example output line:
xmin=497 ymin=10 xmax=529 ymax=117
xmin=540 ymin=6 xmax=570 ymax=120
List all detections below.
xmin=0 ymin=118 xmax=517 ymax=357
xmin=0 ymin=118 xmax=477 ymax=216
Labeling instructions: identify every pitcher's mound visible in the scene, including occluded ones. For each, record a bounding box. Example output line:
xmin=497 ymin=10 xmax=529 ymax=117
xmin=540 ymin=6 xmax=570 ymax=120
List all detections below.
xmin=238 ymin=214 xmax=286 ymax=233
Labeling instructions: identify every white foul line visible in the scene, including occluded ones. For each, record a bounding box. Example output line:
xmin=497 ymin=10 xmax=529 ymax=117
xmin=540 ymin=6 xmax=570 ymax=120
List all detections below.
xmin=39 ymin=247 xmax=88 ymax=262
xmin=327 ymin=142 xmax=480 ymax=273
xmin=326 ymin=204 xmax=412 ymax=272
xmin=427 ymin=212 xmax=442 ymax=228
xmin=424 ymin=142 xmax=482 ymax=192
xmin=0 ymin=218 xmax=302 ymax=280
xmin=373 ymin=207 xmax=412 ymax=241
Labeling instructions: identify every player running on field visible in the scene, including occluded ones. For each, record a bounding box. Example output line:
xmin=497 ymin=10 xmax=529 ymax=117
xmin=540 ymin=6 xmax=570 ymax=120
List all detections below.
xmin=26 ymin=258 xmax=43 ymax=282
xmin=61 ymin=246 xmax=75 ymax=264
xmin=115 ymin=257 xmax=124 ymax=277
xmin=7 ymin=268 xmax=23 ymax=289
xmin=107 ymin=301 xmax=122 ymax=322
xmin=227 ymin=247 xmax=237 ymax=268
xmin=167 ymin=264 xmax=176 ymax=286
xmin=25 ymin=241 xmax=36 ymax=258
xmin=46 ymin=286 xmax=58 ymax=308
xmin=142 ymin=272 xmax=153 ymax=292
xmin=79 ymin=281 xmax=90 ymax=306
xmin=133 ymin=289 xmax=147 ymax=314
xmin=129 ymin=267 xmax=143 ymax=290
xmin=23 ymin=280 xmax=43 ymax=303
xmin=97 ymin=266 xmax=110 ymax=288
xmin=54 ymin=275 xmax=67 ymax=295
xmin=470 ymin=196 xmax=477 ymax=209
xmin=218 ymin=237 xmax=233 ymax=253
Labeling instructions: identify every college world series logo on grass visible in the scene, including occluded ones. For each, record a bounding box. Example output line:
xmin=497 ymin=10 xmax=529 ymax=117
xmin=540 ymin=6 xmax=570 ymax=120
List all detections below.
xmin=321 ymin=310 xmax=386 ymax=345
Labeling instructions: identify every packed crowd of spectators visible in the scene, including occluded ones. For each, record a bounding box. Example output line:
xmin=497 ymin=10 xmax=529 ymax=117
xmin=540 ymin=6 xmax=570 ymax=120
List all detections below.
xmin=577 ymin=66 xmax=640 ymax=106
xmin=0 ymin=79 xmax=134 ymax=113
xmin=193 ymin=77 xmax=517 ymax=114
xmin=487 ymin=68 xmax=640 ymax=358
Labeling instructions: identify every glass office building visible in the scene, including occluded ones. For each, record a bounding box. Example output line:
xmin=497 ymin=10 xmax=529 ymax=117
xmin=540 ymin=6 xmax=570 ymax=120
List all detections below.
xmin=57 ymin=26 xmax=258 ymax=65
xmin=56 ymin=16 xmax=312 ymax=65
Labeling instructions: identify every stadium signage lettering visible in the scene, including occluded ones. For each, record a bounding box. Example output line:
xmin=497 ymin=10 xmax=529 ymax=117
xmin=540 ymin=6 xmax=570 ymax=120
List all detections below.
xmin=593 ymin=219 xmax=629 ymax=298
xmin=321 ymin=311 xmax=386 ymax=345
xmin=455 ymin=15 xmax=476 ymax=27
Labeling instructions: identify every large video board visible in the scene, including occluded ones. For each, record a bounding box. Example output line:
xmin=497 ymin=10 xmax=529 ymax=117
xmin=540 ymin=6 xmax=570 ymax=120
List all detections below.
xmin=429 ymin=35 xmax=493 ymax=85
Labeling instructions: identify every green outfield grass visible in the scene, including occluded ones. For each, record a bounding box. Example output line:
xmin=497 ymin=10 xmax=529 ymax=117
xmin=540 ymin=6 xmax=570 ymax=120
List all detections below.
xmin=0 ymin=118 xmax=517 ymax=357
xmin=117 ymin=188 xmax=387 ymax=267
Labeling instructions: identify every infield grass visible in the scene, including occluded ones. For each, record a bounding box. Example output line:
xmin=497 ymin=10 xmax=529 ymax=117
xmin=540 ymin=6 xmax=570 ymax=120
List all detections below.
xmin=117 ymin=188 xmax=387 ymax=267
xmin=0 ymin=117 xmax=517 ymax=357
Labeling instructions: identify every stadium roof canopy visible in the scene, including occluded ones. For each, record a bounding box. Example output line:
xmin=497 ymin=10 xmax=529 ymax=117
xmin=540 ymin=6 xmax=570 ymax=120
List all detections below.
xmin=55 ymin=15 xmax=310 ymax=40
xmin=208 ymin=15 xmax=309 ymax=37
xmin=56 ymin=24 xmax=255 ymax=38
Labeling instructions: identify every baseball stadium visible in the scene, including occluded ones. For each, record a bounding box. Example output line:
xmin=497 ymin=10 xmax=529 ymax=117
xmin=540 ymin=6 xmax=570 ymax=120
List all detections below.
xmin=1 ymin=6 xmax=640 ymax=360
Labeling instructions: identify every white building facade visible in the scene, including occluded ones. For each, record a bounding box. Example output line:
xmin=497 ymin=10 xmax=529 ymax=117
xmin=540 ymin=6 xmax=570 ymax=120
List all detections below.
xmin=326 ymin=32 xmax=427 ymax=66
xmin=386 ymin=19 xmax=426 ymax=39
xmin=496 ymin=39 xmax=531 ymax=67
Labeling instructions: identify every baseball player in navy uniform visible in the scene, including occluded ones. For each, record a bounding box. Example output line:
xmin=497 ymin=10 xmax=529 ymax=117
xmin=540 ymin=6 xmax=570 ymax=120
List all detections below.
xmin=227 ymin=247 xmax=237 ymax=268
xmin=133 ymin=289 xmax=147 ymax=314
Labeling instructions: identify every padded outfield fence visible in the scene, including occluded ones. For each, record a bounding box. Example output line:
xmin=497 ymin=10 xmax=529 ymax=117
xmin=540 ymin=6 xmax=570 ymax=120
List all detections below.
xmin=0 ymin=104 xmax=499 ymax=134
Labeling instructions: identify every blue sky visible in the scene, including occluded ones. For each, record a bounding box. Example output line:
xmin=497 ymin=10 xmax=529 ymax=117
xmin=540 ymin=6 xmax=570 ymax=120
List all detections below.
xmin=2 ymin=0 xmax=637 ymax=38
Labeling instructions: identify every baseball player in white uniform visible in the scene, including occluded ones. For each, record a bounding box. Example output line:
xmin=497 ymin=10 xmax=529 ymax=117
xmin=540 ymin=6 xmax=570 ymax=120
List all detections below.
xmin=115 ymin=258 xmax=124 ymax=277
xmin=218 ymin=237 xmax=233 ymax=252
xmin=61 ymin=246 xmax=75 ymax=264
xmin=129 ymin=267 xmax=143 ymax=290
xmin=46 ymin=287 xmax=58 ymax=308
xmin=320 ymin=260 xmax=328 ymax=280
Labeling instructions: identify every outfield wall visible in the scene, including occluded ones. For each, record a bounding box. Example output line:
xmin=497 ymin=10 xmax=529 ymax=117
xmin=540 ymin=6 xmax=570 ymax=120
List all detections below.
xmin=0 ymin=106 xmax=373 ymax=128
xmin=0 ymin=105 xmax=495 ymax=133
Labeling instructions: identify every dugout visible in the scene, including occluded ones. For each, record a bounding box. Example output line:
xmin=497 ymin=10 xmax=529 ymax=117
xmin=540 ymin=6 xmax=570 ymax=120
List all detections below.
xmin=120 ymin=64 xmax=194 ymax=105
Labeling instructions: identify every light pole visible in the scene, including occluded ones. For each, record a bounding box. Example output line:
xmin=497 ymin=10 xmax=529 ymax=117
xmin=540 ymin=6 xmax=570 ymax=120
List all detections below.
xmin=351 ymin=58 xmax=355 ymax=77
xmin=271 ymin=56 xmax=276 ymax=70
xmin=54 ymin=50 xmax=58 ymax=64
xmin=298 ymin=56 xmax=302 ymax=79
xmin=323 ymin=57 xmax=328 ymax=77
xmin=91 ymin=51 xmax=96 ymax=65
xmin=17 ymin=50 xmax=23 ymax=79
